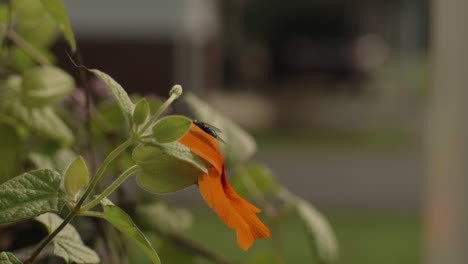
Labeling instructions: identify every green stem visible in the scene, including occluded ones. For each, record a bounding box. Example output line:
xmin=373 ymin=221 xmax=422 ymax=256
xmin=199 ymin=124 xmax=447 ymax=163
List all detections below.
xmin=24 ymin=212 xmax=76 ymax=264
xmin=7 ymin=30 xmax=50 ymax=65
xmin=81 ymin=165 xmax=140 ymax=211
xmin=79 ymin=210 xmax=105 ymax=218
xmin=76 ymin=137 xmax=135 ymax=209
xmin=137 ymin=92 xmax=179 ymax=136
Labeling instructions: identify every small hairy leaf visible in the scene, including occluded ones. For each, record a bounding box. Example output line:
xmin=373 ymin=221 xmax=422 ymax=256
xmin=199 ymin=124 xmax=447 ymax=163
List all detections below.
xmin=152 ymin=115 xmax=192 ymax=144
xmin=35 ymin=213 xmax=100 ymax=264
xmin=183 ymin=93 xmax=256 ymax=167
xmin=0 ymin=252 xmax=22 ymax=264
xmin=0 ymin=169 xmax=67 ymax=224
xmin=132 ymin=143 xmax=207 ymax=193
xmin=295 ymin=197 xmax=338 ymax=264
xmin=133 ymin=98 xmax=150 ymax=126
xmin=22 ymin=66 xmax=75 ymax=108
xmin=88 ymin=69 xmax=134 ymax=124
xmin=40 ymin=0 xmax=76 ymax=52
xmin=99 ymin=199 xmax=161 ymax=264
xmin=64 ymin=156 xmax=89 ymax=199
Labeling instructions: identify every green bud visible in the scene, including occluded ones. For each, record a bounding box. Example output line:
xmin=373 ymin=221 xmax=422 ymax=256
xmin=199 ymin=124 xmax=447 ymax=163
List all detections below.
xmin=169 ymin=84 xmax=183 ymax=98
xmin=133 ymin=98 xmax=150 ymax=126
xmin=64 ymin=156 xmax=89 ymax=200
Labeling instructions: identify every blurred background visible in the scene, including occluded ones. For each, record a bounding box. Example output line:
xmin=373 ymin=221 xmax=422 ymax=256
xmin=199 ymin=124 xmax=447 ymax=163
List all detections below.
xmin=48 ymin=0 xmax=464 ymax=263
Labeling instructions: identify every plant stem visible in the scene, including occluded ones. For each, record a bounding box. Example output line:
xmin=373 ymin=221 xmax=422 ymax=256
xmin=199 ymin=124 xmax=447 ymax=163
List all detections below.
xmin=137 ymin=91 xmax=178 ymax=136
xmin=81 ymin=165 xmax=140 ymax=211
xmin=7 ymin=30 xmax=50 ymax=65
xmin=79 ymin=210 xmax=105 ymax=218
xmin=24 ymin=212 xmax=76 ymax=264
xmin=76 ymin=137 xmax=135 ymax=209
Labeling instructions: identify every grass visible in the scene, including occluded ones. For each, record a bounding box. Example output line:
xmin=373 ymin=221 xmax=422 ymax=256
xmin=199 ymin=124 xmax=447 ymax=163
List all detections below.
xmin=179 ymin=208 xmax=421 ymax=264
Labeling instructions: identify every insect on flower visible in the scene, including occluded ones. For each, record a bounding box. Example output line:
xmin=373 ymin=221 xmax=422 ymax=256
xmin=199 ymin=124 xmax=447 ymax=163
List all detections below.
xmin=178 ymin=123 xmax=270 ymax=250
xmin=193 ymin=120 xmax=226 ymax=144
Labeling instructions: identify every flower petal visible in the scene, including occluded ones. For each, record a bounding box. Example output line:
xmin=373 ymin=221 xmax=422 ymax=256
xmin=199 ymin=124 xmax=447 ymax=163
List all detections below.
xmin=198 ymin=168 xmax=270 ymax=250
xmin=179 ymin=124 xmax=223 ymax=173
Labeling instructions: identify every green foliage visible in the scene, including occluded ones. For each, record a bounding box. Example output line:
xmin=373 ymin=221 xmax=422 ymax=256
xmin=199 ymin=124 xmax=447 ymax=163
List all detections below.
xmin=12 ymin=0 xmax=58 ymax=48
xmin=152 ymin=115 xmax=192 ymax=144
xmin=133 ymin=98 xmax=150 ymax=126
xmin=183 ymin=93 xmax=257 ymax=167
xmin=0 ymin=3 xmax=338 ymax=263
xmin=10 ymin=104 xmax=74 ymax=145
xmin=230 ymin=164 xmax=280 ymax=199
xmin=88 ymin=69 xmax=135 ymax=125
xmin=0 ymin=169 xmax=67 ymax=224
xmin=29 ymin=148 xmax=76 ymax=174
xmin=0 ymin=123 xmax=21 ymax=184
xmin=98 ymin=198 xmax=161 ymax=264
xmin=0 ymin=252 xmax=22 ymax=264
xmin=133 ymin=143 xmax=207 ymax=193
xmin=35 ymin=213 xmax=100 ymax=264
xmin=231 ymin=162 xmax=337 ymax=264
xmin=40 ymin=0 xmax=76 ymax=52
xmin=21 ymin=66 xmax=75 ymax=107
xmin=283 ymin=192 xmax=338 ymax=264
xmin=64 ymin=156 xmax=89 ymax=200
xmin=138 ymin=202 xmax=193 ymax=234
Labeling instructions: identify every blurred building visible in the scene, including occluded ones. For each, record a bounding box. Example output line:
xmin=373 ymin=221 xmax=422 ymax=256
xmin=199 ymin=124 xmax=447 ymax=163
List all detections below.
xmin=58 ymin=0 xmax=220 ymax=95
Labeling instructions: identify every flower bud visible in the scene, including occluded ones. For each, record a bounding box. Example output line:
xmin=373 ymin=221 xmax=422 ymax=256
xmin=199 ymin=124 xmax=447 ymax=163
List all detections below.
xmin=169 ymin=84 xmax=183 ymax=98
xmin=133 ymin=98 xmax=150 ymax=126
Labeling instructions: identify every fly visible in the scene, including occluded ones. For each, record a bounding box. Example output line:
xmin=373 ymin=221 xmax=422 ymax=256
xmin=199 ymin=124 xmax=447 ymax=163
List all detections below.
xmin=193 ymin=120 xmax=226 ymax=144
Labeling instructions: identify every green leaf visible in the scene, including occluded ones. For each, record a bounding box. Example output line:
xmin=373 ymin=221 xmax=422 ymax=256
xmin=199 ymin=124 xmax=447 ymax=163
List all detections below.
xmin=88 ymin=69 xmax=134 ymax=124
xmin=132 ymin=98 xmax=150 ymax=126
xmin=293 ymin=196 xmax=338 ymax=264
xmin=11 ymin=104 xmax=74 ymax=145
xmin=22 ymin=66 xmax=75 ymax=108
xmin=64 ymin=156 xmax=89 ymax=200
xmin=0 ymin=123 xmax=21 ymax=184
xmin=152 ymin=115 xmax=192 ymax=144
xmin=230 ymin=164 xmax=280 ymax=200
xmin=183 ymin=93 xmax=257 ymax=167
xmin=0 ymin=169 xmax=67 ymax=224
xmin=29 ymin=148 xmax=76 ymax=174
xmin=35 ymin=213 xmax=100 ymax=264
xmin=98 ymin=199 xmax=161 ymax=264
xmin=12 ymin=0 xmax=58 ymax=48
xmin=8 ymin=47 xmax=38 ymax=73
xmin=132 ymin=143 xmax=207 ymax=193
xmin=40 ymin=0 xmax=76 ymax=52
xmin=0 ymin=252 xmax=22 ymax=264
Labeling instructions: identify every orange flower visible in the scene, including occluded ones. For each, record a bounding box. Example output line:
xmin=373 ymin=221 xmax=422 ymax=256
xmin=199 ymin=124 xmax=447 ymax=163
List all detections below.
xmin=179 ymin=123 xmax=270 ymax=250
